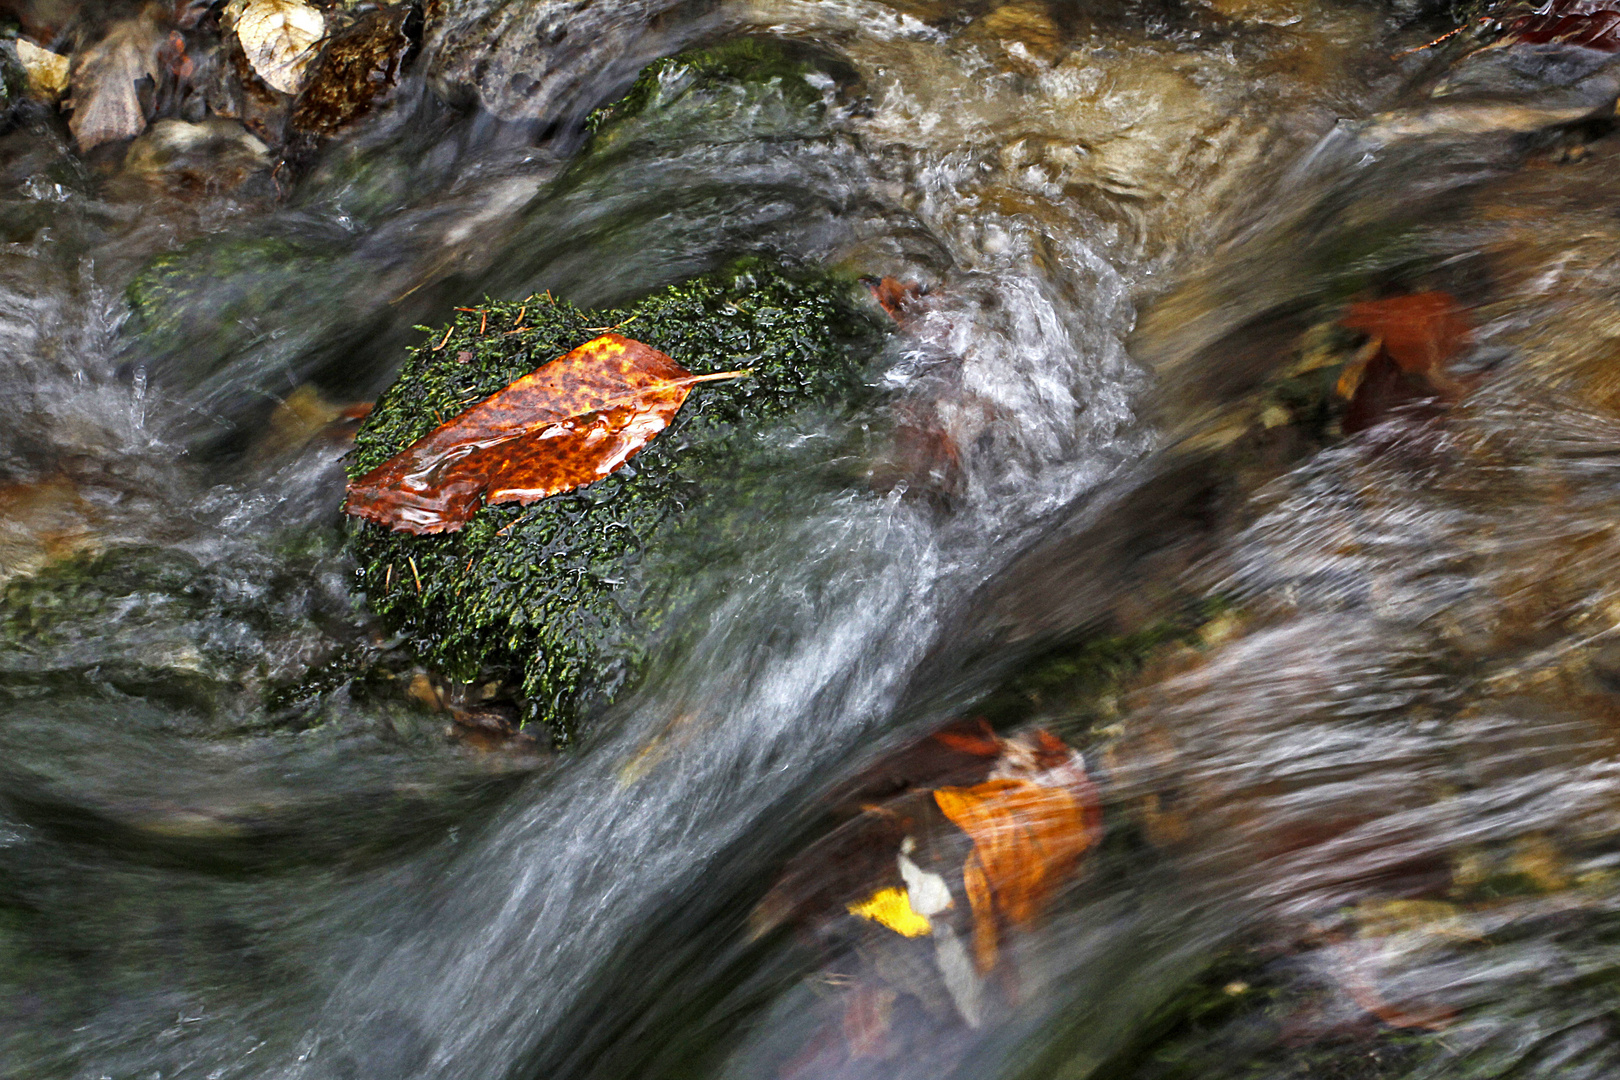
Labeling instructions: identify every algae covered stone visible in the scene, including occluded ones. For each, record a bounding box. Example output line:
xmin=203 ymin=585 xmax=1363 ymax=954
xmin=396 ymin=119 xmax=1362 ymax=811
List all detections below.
xmin=345 ymin=261 xmax=886 ymax=745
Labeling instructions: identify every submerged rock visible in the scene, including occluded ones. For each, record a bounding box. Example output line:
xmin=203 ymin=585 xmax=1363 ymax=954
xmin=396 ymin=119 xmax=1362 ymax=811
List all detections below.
xmin=346 ymin=261 xmax=886 ymax=745
xmin=0 ymin=542 xmax=374 ymax=724
xmin=904 ymin=28 xmax=1620 ymax=1080
xmin=120 ymin=115 xmax=271 ymax=191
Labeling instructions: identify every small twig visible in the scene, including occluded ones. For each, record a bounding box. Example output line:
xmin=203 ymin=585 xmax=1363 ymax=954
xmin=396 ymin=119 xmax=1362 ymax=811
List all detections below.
xmin=583 ymin=314 xmax=640 ymax=333
xmin=408 ymin=556 xmax=423 ymax=594
xmin=390 ymin=253 xmax=459 ymax=305
xmin=479 ymin=310 xmax=487 ymax=334
xmin=1392 ymin=18 xmax=1489 ymax=58
xmin=433 ymin=324 xmax=455 ymax=351
xmin=384 ymin=563 xmax=394 ymax=591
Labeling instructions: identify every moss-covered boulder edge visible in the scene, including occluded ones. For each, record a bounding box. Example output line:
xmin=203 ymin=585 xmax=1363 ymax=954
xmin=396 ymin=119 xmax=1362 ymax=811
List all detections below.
xmin=345 ymin=261 xmax=886 ymax=746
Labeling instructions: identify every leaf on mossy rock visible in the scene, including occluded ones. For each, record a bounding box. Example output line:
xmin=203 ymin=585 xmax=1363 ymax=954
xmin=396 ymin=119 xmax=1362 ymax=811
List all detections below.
xmin=344 ymin=333 xmax=745 ymax=535
xmin=345 ymin=264 xmax=881 ymax=742
xmin=232 ymin=0 xmax=325 ymax=95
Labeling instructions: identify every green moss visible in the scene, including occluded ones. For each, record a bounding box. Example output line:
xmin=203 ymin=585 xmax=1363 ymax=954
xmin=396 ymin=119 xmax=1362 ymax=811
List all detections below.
xmin=975 ymin=598 xmax=1231 ymax=736
xmin=345 ymin=260 xmax=886 ymax=745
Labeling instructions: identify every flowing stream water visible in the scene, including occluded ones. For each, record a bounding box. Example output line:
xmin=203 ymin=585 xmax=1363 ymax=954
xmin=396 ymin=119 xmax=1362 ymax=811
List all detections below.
xmin=6 ymin=1 xmax=1620 ymax=1078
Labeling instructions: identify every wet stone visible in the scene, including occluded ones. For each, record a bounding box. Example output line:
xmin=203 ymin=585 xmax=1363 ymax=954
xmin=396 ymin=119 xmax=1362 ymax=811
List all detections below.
xmin=288 ymin=2 xmax=419 ymax=144
xmin=0 ymin=543 xmax=377 ymax=731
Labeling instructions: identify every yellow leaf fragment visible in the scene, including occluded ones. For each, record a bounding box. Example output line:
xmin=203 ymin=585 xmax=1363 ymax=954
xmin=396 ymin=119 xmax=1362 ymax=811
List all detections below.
xmin=847 ymin=887 xmax=933 ymax=937
xmin=234 ymin=0 xmax=325 ymax=95
xmin=16 ymin=39 xmax=69 ymax=101
xmin=1334 ymin=335 xmax=1383 ymax=399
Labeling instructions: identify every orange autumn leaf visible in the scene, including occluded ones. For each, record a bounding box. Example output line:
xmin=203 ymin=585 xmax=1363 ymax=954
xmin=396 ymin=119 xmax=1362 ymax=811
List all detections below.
xmin=1340 ymin=292 xmax=1471 ymax=377
xmin=863 ymin=276 xmax=924 ymax=322
xmin=345 ymin=334 xmax=743 ymax=535
xmin=932 ymin=717 xmax=1003 ymax=758
xmin=934 ymin=775 xmax=1101 ymax=971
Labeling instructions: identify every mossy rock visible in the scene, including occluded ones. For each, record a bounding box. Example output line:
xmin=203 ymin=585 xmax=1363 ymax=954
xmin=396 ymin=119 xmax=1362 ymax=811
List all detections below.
xmin=121 ymin=233 xmax=351 ymax=400
xmin=345 ymin=260 xmax=887 ymax=745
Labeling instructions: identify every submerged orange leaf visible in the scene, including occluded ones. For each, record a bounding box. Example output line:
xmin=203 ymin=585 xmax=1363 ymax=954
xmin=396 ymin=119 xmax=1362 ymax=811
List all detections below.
xmin=1340 ymin=292 xmax=1470 ymax=377
xmin=863 ymin=276 xmax=924 ymax=322
xmin=933 ymin=774 xmax=1100 ymax=971
xmin=345 ymin=333 xmax=737 ymax=535
xmin=1337 ymin=292 xmax=1476 ymax=433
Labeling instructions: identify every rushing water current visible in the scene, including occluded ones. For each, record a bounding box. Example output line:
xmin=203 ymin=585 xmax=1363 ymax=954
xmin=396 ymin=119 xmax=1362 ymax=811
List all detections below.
xmin=7 ymin=1 xmax=1620 ymax=1078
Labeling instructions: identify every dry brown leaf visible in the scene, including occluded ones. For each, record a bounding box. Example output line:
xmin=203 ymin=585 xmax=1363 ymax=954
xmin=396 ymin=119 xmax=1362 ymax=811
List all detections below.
xmin=67 ymin=19 xmax=162 ymax=151
xmin=15 ymin=39 xmax=69 ymax=101
xmin=233 ymin=0 xmax=326 ymax=95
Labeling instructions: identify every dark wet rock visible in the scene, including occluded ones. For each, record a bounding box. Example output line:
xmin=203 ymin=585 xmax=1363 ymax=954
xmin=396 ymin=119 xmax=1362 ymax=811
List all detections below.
xmin=426 ymin=0 xmax=712 ymax=125
xmin=1435 ymin=41 xmax=1620 ymax=109
xmin=0 ymin=543 xmax=375 ymax=728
